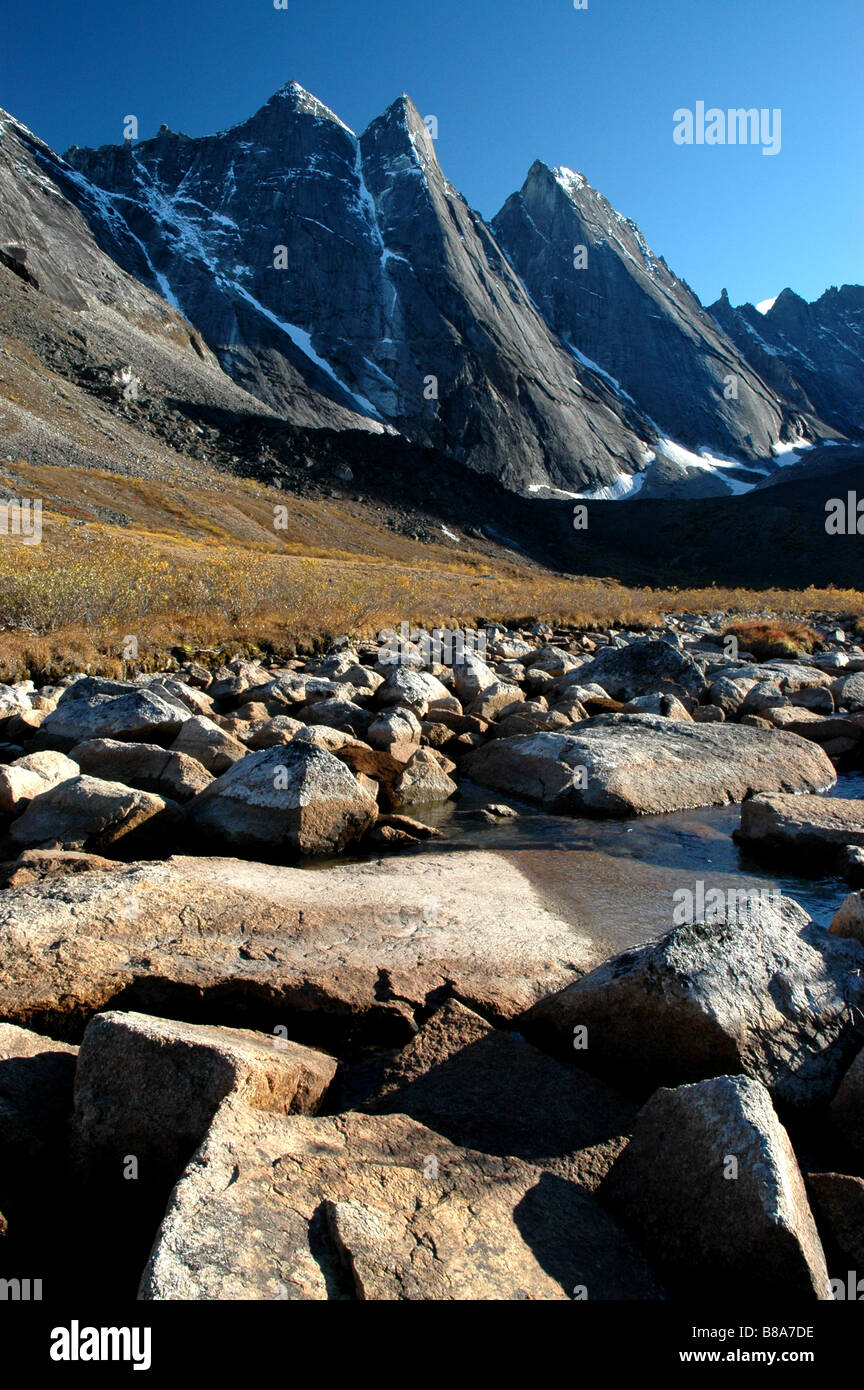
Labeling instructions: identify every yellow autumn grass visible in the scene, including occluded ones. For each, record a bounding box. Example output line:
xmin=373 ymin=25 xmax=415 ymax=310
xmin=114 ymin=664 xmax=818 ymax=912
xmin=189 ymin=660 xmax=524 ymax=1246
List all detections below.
xmin=0 ymin=510 xmax=861 ymax=682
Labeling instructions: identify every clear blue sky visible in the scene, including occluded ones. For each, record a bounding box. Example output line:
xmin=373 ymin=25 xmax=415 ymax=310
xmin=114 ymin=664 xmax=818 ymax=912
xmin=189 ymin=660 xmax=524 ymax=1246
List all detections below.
xmin=2 ymin=0 xmax=860 ymax=307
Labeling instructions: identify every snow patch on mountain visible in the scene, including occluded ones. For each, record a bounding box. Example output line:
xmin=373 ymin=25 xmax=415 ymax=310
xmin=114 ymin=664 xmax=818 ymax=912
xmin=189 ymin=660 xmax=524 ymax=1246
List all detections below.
xmin=570 ymin=470 xmax=647 ymax=501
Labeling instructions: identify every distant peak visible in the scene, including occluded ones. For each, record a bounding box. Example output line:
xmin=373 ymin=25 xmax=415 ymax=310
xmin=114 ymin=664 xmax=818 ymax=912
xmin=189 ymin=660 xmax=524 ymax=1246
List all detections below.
xmin=773 ymin=286 xmax=804 ymax=307
xmin=360 ymin=93 xmax=439 ymax=173
xmin=374 ymin=92 xmax=427 ymax=134
xmin=554 ymin=165 xmax=589 ymax=196
xmin=269 ymin=81 xmax=355 ymax=135
xmin=523 ymin=159 xmax=554 ymax=181
xmin=755 ymin=296 xmax=777 ymax=315
xmin=522 ymin=161 xmax=594 ymax=205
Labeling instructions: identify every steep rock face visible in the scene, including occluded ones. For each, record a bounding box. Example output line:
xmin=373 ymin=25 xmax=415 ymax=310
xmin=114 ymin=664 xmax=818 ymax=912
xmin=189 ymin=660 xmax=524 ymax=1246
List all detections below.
xmin=64 ymin=84 xmax=655 ymax=493
xmin=0 ymin=107 xmax=263 ymax=400
xmin=492 ymin=161 xmax=805 ymax=471
xmin=709 ymin=285 xmax=864 ymax=440
xmin=0 ymin=105 xmax=375 ymax=474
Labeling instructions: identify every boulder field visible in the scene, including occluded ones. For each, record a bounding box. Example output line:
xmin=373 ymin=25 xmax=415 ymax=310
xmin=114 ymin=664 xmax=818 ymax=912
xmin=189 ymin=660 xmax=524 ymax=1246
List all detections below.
xmin=0 ymin=613 xmax=863 ymax=1299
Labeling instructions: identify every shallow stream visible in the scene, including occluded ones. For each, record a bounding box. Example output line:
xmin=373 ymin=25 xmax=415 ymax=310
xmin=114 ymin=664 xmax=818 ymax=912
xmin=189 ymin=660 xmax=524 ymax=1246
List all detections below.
xmin=387 ymin=772 xmax=863 ymax=958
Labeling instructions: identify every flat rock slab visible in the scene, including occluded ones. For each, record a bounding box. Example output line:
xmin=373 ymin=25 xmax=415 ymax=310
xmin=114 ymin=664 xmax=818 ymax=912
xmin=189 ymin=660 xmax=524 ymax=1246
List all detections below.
xmin=461 ymin=714 xmax=836 ymax=816
xmin=526 ymin=895 xmax=864 ymax=1109
xmin=140 ymin=1099 xmax=663 ymax=1300
xmin=737 ymin=793 xmax=864 ymax=866
xmin=0 ymin=852 xmax=593 ymax=1048
xmin=73 ymin=1010 xmax=337 ymax=1174
xmin=362 ymin=998 xmax=636 ymax=1190
xmin=601 ymin=1076 xmax=832 ymax=1300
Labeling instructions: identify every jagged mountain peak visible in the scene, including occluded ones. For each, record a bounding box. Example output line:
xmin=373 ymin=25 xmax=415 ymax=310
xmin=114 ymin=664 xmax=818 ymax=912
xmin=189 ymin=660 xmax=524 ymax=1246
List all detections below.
xmin=770 ymin=286 xmax=808 ymax=314
xmin=493 ymin=158 xmax=813 ymax=464
xmin=205 ymin=80 xmax=358 ymax=152
xmin=49 ymin=85 xmax=658 ymax=487
xmin=8 ymin=85 xmax=856 ymax=502
xmin=359 ymin=93 xmax=439 ymax=180
xmin=511 ymin=158 xmax=662 ymax=280
xmin=708 ymin=283 xmax=862 ymax=438
xmin=267 ymin=80 xmax=355 ymax=133
xmin=553 ymin=165 xmax=590 ymax=196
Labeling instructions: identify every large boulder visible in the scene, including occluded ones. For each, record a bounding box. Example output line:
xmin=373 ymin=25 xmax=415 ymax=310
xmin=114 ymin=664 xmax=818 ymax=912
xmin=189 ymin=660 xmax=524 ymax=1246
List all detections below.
xmin=169 ymin=716 xmax=247 ymax=774
xmin=6 ymin=848 xmax=118 ymax=886
xmin=72 ymin=1011 xmax=336 ymax=1176
xmin=185 ymin=744 xmax=377 ymax=856
xmin=376 ymin=669 xmax=451 ymax=715
xmin=139 ymin=1098 xmax=662 ymax=1300
xmin=468 ymin=682 xmax=524 ymax=721
xmin=9 ymin=775 xmax=179 ymax=853
xmin=392 ymin=748 xmax=457 ymax=806
xmin=461 ymin=715 xmax=836 ymax=816
xmin=245 ymin=715 xmax=305 ymax=749
xmin=620 ymin=693 xmax=693 ymax=720
xmin=523 ymin=646 xmax=583 ymax=678
xmin=709 ymin=674 xmax=759 ymax=717
xmin=69 ymin=739 xmax=213 ymax=803
xmin=366 ymin=706 xmax=422 ymax=749
xmin=737 ymin=793 xmax=864 ymax=867
xmin=332 ymin=742 xmax=405 ymax=809
xmin=831 ymin=892 xmax=864 ymax=944
xmin=293 ymin=726 xmax=358 ymax=753
xmin=362 ymin=998 xmax=636 ymax=1190
xmin=0 ymin=751 xmax=79 ymax=815
xmin=574 ymin=636 xmax=706 ymax=701
xmin=298 ymin=699 xmax=375 ymax=739
xmin=600 ymin=1075 xmax=832 ymax=1300
xmin=38 ymin=690 xmax=190 ymax=750
xmin=716 ymin=662 xmax=833 ymax=694
xmin=833 ymin=673 xmax=864 ymax=712
xmin=525 ymin=895 xmax=864 ymax=1109
xmin=0 ymin=852 xmax=594 ymax=1047
xmin=147 ymin=678 xmax=215 ymax=718
xmin=331 ymin=665 xmax=384 ymax=699
xmin=450 ymin=655 xmax=498 ymax=704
